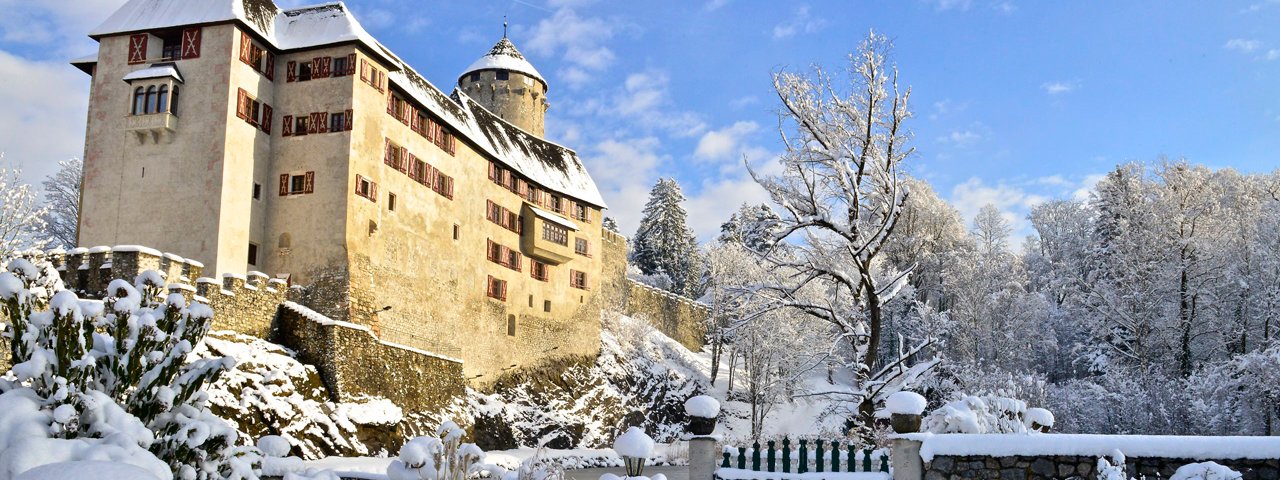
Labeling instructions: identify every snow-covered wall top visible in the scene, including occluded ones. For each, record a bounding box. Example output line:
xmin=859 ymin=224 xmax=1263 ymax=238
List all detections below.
xmin=901 ymin=433 xmax=1280 ymax=462
xmin=88 ymin=0 xmax=606 ymax=208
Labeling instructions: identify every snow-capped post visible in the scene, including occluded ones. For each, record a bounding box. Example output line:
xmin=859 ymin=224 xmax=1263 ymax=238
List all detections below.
xmin=615 ymin=427 xmax=655 ymax=478
xmin=886 ymin=391 xmax=928 ymax=480
xmin=1025 ymin=408 xmax=1055 ymax=433
xmin=684 ymin=395 xmax=721 ymax=480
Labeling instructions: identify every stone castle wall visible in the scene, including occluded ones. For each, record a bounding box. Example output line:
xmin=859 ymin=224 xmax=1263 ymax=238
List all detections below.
xmin=925 ymin=454 xmax=1280 ymax=480
xmin=600 ymin=230 xmax=711 ymax=352
xmin=275 ymin=302 xmax=465 ymax=412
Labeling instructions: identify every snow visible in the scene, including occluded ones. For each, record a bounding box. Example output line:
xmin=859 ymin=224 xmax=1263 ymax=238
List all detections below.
xmin=342 ymin=398 xmax=404 ymax=426
xmin=13 ymin=461 xmax=163 ymax=480
xmin=1170 ymin=462 xmax=1243 ymax=480
xmin=280 ymin=301 xmax=463 ymax=363
xmin=110 ymin=245 xmax=162 ymax=256
xmin=259 ymin=435 xmax=293 ymax=458
xmin=1024 ymin=408 xmax=1054 ymax=428
xmin=613 ymin=427 xmax=655 ymax=459
xmin=884 ymin=392 xmax=928 ymax=415
xmin=902 ymin=433 xmax=1280 ymax=462
xmin=122 ymin=63 xmax=184 ymax=82
xmin=528 ymin=205 xmax=580 ymax=231
xmin=685 ymin=395 xmax=721 ymax=418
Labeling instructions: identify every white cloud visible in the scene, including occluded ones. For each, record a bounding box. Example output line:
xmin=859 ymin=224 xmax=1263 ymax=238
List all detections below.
xmin=0 ymin=0 xmax=126 ymax=57
xmin=704 ymin=0 xmax=732 ymax=11
xmin=949 ymin=177 xmax=1048 ymax=247
xmin=729 ymin=95 xmax=759 ymax=109
xmin=1041 ymin=81 xmax=1078 ymax=95
xmin=0 ymin=50 xmax=91 ymax=185
xmin=578 ymin=137 xmax=668 ymax=235
xmin=695 ymin=121 xmax=760 ymax=162
xmin=524 ymin=7 xmax=623 ymax=80
xmin=772 ymin=5 xmax=828 ymax=40
xmin=931 ymin=0 xmax=973 ymax=12
xmin=1071 ymin=173 xmax=1107 ymax=201
xmin=992 ymin=1 xmax=1017 ymax=14
xmin=937 ymin=129 xmax=982 ymax=147
xmin=1225 ymin=38 xmax=1263 ymax=53
xmin=1267 ymin=49 xmax=1280 ymax=61
xmin=1243 ymin=0 xmax=1280 ymax=12
xmin=684 ymin=176 xmax=772 ymax=241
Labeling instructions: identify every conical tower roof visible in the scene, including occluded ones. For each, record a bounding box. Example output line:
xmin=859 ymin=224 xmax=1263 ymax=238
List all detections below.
xmin=459 ymin=37 xmax=546 ymax=87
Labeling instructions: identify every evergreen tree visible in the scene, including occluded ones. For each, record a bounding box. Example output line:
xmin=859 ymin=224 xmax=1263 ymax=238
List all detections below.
xmin=602 ymin=217 xmax=620 ymax=234
xmin=717 ymin=203 xmax=783 ymax=254
xmin=630 ymin=178 xmax=703 ymax=297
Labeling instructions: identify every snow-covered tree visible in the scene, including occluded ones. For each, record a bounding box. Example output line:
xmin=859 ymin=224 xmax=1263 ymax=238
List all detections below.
xmin=0 ymin=166 xmax=50 ymax=259
xmin=746 ymin=31 xmax=937 ymax=435
xmin=602 ymin=217 xmax=620 ymax=234
xmin=0 ymin=255 xmax=259 ymax=479
xmin=630 ymin=178 xmax=703 ymax=297
xmin=717 ymin=203 xmax=784 ymax=254
xmin=40 ymin=158 xmax=81 ymax=249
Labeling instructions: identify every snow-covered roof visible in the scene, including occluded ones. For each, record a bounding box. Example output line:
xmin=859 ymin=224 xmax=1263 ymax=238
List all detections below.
xmin=70 ymin=53 xmax=97 ymax=65
xmin=528 ymin=205 xmax=579 ymax=231
xmin=459 ymin=37 xmax=546 ymax=86
xmin=88 ymin=0 xmax=605 ymax=208
xmin=122 ymin=63 xmax=184 ymax=83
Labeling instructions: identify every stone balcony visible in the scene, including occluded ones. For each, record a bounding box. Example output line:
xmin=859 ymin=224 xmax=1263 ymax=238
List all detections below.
xmin=126 ymin=112 xmax=178 ymax=144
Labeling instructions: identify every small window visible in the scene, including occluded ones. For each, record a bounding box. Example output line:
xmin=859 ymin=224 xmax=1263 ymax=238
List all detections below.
xmin=542 ymin=223 xmax=568 ymax=246
xmin=531 ymin=260 xmax=549 ymax=282
xmin=543 ymin=300 xmax=551 ymax=313
xmin=496 ymin=71 xmax=509 ymax=81
xmin=551 ymin=196 xmax=563 ymax=214
xmin=332 ymin=56 xmax=349 ymax=77
xmin=160 ymin=31 xmax=182 ymax=60
xmin=290 ymin=175 xmax=305 ymax=194
xmin=157 ymin=85 xmax=169 ymax=113
xmin=294 ymin=116 xmax=308 ymax=136
xmin=453 ymin=224 xmax=460 ymax=240
xmin=355 ymin=176 xmax=375 ymax=200
xmin=253 ymin=183 xmax=262 ymax=200
xmin=487 ymin=276 xmax=507 ymax=301
xmin=388 ymin=193 xmax=397 ymax=211
xmin=298 ymin=62 xmax=313 ymax=81
xmin=570 ymin=269 xmax=589 ymax=290
xmin=507 ymin=314 xmax=516 ymax=336
xmin=133 ymin=87 xmax=145 ymax=115
xmin=248 ymin=243 xmax=259 ymax=266
xmin=528 ymin=295 xmax=534 ymax=308
xmin=470 ymin=72 xmax=480 ymax=82
xmin=575 ymin=238 xmax=590 ymax=257
xmin=145 ymin=86 xmax=158 ymax=113
xmin=330 ymin=112 xmax=345 ymax=132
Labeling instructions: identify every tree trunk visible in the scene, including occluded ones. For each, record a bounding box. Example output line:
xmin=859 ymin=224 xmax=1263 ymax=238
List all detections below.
xmin=1178 ymin=260 xmax=1193 ymax=377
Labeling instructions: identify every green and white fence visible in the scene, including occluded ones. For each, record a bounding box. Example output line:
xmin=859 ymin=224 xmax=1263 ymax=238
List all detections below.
xmin=717 ymin=439 xmax=889 ymax=477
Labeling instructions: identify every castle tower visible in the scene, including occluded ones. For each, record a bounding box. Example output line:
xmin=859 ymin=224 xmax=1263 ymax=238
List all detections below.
xmin=458 ymin=36 xmax=549 ymax=138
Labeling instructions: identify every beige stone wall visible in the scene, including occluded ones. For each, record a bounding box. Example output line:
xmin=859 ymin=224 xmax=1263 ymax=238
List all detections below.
xmin=599 ymin=231 xmax=711 ymax=352
xmin=79 ymin=25 xmax=243 ymax=276
xmin=194 ymin=272 xmax=288 ymax=338
xmin=276 ymin=304 xmax=465 ymax=413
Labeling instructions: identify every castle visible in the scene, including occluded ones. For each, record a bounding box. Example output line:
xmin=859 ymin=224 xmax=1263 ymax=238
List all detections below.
xmin=69 ymin=0 xmax=631 ymax=381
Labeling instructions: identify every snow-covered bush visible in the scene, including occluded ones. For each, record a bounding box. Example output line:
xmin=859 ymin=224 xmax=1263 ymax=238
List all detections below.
xmin=388 ymin=421 xmax=490 ymax=480
xmin=0 ymin=260 xmax=258 ymax=479
xmin=1095 ymin=450 xmax=1128 ymax=480
xmin=921 ymin=395 xmax=1043 ymax=434
xmin=1169 ymin=462 xmax=1243 ymax=480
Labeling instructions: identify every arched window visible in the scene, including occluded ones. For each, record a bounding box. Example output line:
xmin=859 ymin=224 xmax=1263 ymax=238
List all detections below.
xmin=157 ymin=85 xmax=169 ymax=113
xmin=170 ymin=86 xmax=179 ymax=116
xmin=277 ymin=233 xmax=291 ymax=249
xmin=133 ymin=87 xmax=145 ymax=115
xmin=145 ymin=86 xmax=158 ymax=114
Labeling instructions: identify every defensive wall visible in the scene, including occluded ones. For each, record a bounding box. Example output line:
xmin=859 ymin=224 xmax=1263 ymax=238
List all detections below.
xmin=600 ymin=229 xmax=712 ymax=351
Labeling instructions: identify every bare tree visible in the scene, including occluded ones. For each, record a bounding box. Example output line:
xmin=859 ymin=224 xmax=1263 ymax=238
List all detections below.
xmin=747 ymin=31 xmax=937 ymax=434
xmin=0 ymin=162 xmax=50 ymax=259
xmin=41 ymin=158 xmax=82 ymax=249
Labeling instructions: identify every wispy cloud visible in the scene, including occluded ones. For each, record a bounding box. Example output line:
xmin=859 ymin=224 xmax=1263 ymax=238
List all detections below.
xmin=695 ymin=121 xmax=760 ymax=162
xmin=522 ymin=6 xmax=631 ymax=88
xmin=772 ymin=5 xmax=829 ymax=39
xmin=931 ymin=0 xmax=974 ymax=12
xmin=929 ymin=98 xmax=969 ymax=120
xmin=1242 ymin=0 xmax=1280 ymax=12
xmin=1225 ymin=38 xmax=1263 ymax=53
xmin=704 ymin=0 xmax=732 ymax=12
xmin=992 ymin=1 xmax=1017 ymax=14
xmin=937 ymin=130 xmax=982 ymax=147
xmin=1041 ymin=80 xmax=1079 ymax=95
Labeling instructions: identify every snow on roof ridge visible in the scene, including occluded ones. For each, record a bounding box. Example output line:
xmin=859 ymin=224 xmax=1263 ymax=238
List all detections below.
xmin=528 ymin=205 xmax=579 ymax=231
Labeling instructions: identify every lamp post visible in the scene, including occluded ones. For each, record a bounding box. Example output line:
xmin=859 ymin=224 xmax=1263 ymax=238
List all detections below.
xmin=614 ymin=427 xmax=655 ymax=478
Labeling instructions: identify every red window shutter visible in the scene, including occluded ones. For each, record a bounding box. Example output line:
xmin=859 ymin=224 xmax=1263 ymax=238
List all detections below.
xmin=239 ymin=31 xmax=252 ymax=64
xmin=387 ymin=94 xmax=394 ymax=115
xmin=265 ymin=52 xmax=275 ymax=80
xmin=488 ymin=162 xmax=496 ymax=181
xmin=398 ymin=147 xmax=409 ymax=173
xmin=286 ymin=61 xmax=296 ymax=82
xmin=344 ymin=109 xmax=353 ymax=131
xmin=181 ymin=28 xmax=202 ymax=59
xmin=346 ymin=54 xmax=356 ymax=75
xmin=370 ymin=181 xmax=377 ymax=202
xmin=322 ymin=57 xmax=332 ymax=77
xmin=317 ymin=112 xmax=328 ymax=133
xmin=360 ymin=59 xmax=368 ymax=82
xmin=303 ymin=171 xmax=315 ymax=194
xmin=261 ymin=104 xmax=273 ymax=134
xmin=236 ymin=89 xmax=248 ymax=120
xmin=355 ymin=175 xmax=364 ymax=195
xmin=128 ymin=34 xmax=148 ymax=64
xmin=312 ymin=57 xmax=325 ymax=78
xmin=282 ymin=115 xmax=293 ymax=136
xmin=308 ymin=113 xmax=319 ymax=134
xmin=384 ymin=139 xmax=392 ymax=166
xmin=279 ymin=174 xmax=289 ymax=196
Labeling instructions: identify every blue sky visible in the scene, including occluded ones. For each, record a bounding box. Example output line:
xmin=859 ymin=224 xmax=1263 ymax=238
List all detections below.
xmin=1 ymin=0 xmax=1277 ymax=244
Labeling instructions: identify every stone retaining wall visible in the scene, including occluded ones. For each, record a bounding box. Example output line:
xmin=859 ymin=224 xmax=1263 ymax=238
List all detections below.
xmin=925 ymin=454 xmax=1280 ymax=480
xmin=600 ymin=230 xmax=711 ymax=351
xmin=275 ymin=302 xmax=465 ymax=413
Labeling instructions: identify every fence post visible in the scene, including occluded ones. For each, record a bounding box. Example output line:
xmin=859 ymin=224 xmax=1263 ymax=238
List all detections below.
xmin=751 ymin=441 xmax=761 ymax=471
xmin=737 ymin=447 xmax=746 ymax=470
xmin=890 ymin=410 xmax=926 ymax=480
xmin=782 ymin=438 xmax=791 ymax=473
xmin=847 ymin=444 xmax=856 ymax=472
xmin=831 ymin=441 xmax=840 ymax=472
xmin=721 ymin=451 xmax=730 ymax=469
xmin=815 ymin=440 xmax=824 ymax=473
xmin=767 ymin=441 xmax=776 ymax=472
xmin=798 ymin=440 xmax=808 ymax=474
xmin=881 ymin=453 xmax=891 ymax=473
xmin=689 ymin=437 xmax=718 ymax=480
xmin=863 ymin=448 xmax=872 ymax=472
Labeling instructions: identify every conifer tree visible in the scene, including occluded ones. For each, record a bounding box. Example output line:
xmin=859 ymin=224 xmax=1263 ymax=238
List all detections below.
xmin=630 ymin=178 xmax=703 ymax=297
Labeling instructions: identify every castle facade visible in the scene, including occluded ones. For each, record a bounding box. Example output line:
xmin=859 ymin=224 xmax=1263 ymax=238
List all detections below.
xmin=73 ymin=0 xmax=610 ymax=379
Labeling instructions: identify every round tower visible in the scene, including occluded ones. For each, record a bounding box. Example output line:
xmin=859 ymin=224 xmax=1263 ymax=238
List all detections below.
xmin=458 ymin=36 xmax=549 ymax=138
